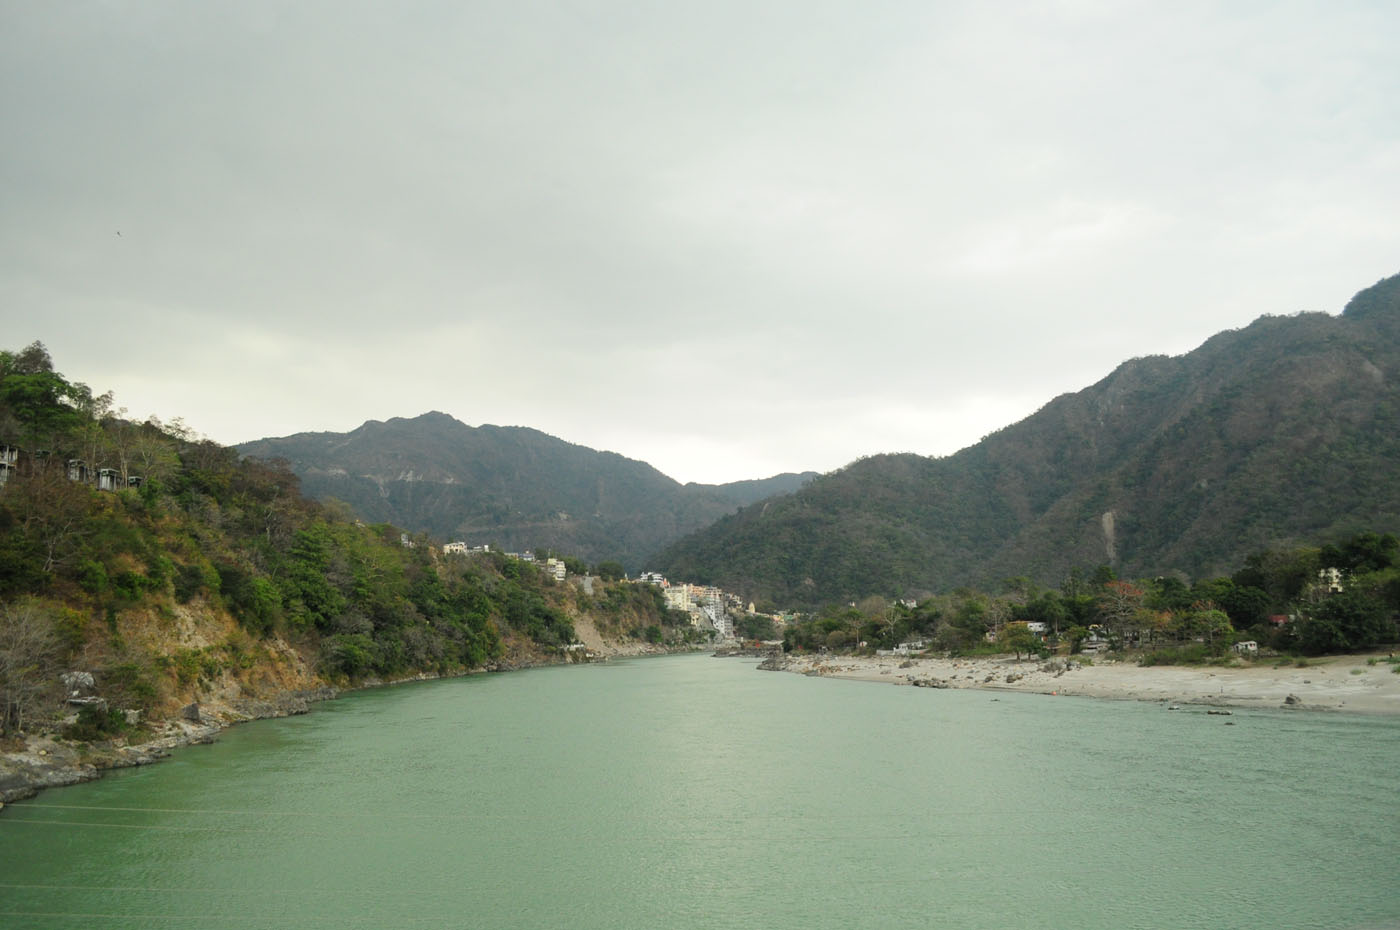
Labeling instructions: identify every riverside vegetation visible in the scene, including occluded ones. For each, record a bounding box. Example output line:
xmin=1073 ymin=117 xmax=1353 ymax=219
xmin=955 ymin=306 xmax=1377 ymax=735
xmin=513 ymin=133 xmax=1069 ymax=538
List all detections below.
xmin=778 ymin=530 xmax=1400 ymax=663
xmin=0 ymin=342 xmax=700 ymax=784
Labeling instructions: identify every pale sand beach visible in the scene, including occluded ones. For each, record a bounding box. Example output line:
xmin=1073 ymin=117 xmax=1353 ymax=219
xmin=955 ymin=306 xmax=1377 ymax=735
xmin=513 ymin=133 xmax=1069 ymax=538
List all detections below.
xmin=772 ymin=651 xmax=1400 ymax=714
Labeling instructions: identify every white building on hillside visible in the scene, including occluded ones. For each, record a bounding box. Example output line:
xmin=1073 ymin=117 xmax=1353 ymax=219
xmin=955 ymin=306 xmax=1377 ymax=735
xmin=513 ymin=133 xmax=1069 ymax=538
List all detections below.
xmin=664 ymin=586 xmax=691 ymax=611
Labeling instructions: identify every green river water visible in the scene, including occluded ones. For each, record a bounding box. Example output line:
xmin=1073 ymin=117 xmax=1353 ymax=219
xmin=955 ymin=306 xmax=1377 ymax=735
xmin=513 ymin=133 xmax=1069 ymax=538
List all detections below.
xmin=1 ymin=654 xmax=1397 ymax=929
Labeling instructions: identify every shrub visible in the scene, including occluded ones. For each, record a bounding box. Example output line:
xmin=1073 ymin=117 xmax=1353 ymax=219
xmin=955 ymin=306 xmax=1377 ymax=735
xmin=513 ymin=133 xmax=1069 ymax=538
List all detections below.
xmin=1137 ymin=644 xmax=1216 ymax=666
xmin=63 ymin=703 xmax=130 ymax=741
xmin=173 ymin=562 xmax=209 ymax=603
xmin=111 ymin=570 xmax=148 ymax=603
xmin=217 ymin=565 xmax=282 ymax=634
xmin=163 ymin=647 xmax=225 ymax=687
xmin=51 ymin=607 xmax=88 ymax=655
xmin=101 ymin=662 xmax=158 ymax=710
xmin=320 ymin=633 xmax=378 ymax=678
xmin=76 ymin=560 xmax=109 ymax=595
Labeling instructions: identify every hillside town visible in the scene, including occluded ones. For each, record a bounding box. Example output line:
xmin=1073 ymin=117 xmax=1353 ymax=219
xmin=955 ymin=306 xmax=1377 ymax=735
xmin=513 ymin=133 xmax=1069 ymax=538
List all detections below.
xmin=438 ymin=540 xmax=768 ymax=643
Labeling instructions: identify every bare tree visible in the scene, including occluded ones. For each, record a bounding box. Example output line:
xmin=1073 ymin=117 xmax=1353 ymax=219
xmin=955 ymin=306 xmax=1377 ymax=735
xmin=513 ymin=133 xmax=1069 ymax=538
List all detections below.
xmin=129 ymin=418 xmax=182 ymax=482
xmin=1098 ymin=580 xmax=1146 ymax=647
xmin=7 ymin=469 xmax=93 ymax=573
xmin=0 ymin=599 xmax=62 ymax=734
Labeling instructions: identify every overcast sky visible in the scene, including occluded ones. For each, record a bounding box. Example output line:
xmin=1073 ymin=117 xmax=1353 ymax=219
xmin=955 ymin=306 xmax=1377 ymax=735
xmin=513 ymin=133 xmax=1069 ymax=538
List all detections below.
xmin=3 ymin=1 xmax=1397 ymax=485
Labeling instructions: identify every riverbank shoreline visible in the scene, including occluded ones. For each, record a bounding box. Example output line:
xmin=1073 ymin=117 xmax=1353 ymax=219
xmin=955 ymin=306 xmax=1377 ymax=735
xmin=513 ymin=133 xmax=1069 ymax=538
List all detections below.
xmin=0 ymin=686 xmax=339 ymax=804
xmin=0 ymin=638 xmax=703 ymax=805
xmin=760 ymin=651 xmax=1400 ymax=715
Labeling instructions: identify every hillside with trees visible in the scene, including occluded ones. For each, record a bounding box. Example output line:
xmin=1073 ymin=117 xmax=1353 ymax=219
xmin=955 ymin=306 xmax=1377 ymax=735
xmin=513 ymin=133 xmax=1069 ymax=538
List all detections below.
xmin=0 ymin=345 xmax=696 ymax=748
xmin=238 ymin=413 xmax=815 ymax=572
xmin=655 ymin=271 xmax=1400 ymax=606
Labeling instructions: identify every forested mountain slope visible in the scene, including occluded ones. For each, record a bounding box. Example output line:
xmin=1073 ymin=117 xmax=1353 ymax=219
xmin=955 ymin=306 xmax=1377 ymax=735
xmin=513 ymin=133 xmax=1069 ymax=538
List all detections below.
xmin=0 ymin=347 xmax=696 ymax=754
xmin=654 ymin=272 xmax=1400 ymax=606
xmin=238 ymin=413 xmax=814 ymax=571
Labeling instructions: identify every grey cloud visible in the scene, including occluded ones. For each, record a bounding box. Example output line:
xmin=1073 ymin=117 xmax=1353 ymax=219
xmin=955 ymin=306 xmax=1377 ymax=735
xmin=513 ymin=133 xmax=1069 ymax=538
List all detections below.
xmin=3 ymin=1 xmax=1398 ymax=483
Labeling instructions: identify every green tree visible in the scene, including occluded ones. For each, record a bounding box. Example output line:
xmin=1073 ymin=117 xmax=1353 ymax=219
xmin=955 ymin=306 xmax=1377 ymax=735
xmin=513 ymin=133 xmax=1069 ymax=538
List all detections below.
xmin=321 ymin=633 xmax=378 ymax=677
xmin=735 ymin=612 xmax=777 ymax=641
xmin=1234 ymin=547 xmax=1318 ymax=606
xmin=1319 ymin=532 xmax=1398 ymax=577
xmin=996 ymin=621 xmax=1042 ymax=660
xmin=1017 ymin=590 xmax=1069 ymax=637
xmin=0 ymin=342 xmax=90 ymax=449
xmin=1295 ymin=587 xmax=1389 ymax=655
xmin=1175 ymin=607 xmax=1233 ymax=648
xmin=595 ymin=560 xmax=626 ymax=581
xmin=1146 ymin=576 xmax=1193 ymax=612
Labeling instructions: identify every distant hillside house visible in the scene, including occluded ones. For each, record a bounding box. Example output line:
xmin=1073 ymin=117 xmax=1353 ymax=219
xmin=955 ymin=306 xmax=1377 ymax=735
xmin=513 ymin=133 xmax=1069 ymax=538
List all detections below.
xmin=1319 ymin=567 xmax=1344 ymax=593
xmin=443 ymin=541 xmax=469 ymax=555
xmin=545 ymin=557 xmax=566 ymax=582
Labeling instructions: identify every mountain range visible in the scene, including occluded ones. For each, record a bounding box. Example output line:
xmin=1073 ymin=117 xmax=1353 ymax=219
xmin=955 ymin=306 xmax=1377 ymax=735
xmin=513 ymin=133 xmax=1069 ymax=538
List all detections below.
xmin=237 ymin=413 xmax=816 ymax=570
xmin=653 ymin=271 xmax=1400 ymax=605
xmin=240 ymin=271 xmax=1400 ymax=608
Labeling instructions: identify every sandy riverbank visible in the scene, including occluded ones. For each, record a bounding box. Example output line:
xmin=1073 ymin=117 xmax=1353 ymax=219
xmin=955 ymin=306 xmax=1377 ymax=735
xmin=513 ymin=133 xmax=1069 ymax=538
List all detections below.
xmin=768 ymin=651 xmax=1400 ymax=715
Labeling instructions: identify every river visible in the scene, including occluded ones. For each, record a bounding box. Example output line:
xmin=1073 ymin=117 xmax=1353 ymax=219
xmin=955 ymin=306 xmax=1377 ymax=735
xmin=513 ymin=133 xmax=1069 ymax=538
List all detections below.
xmin=1 ymin=654 xmax=1397 ymax=929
